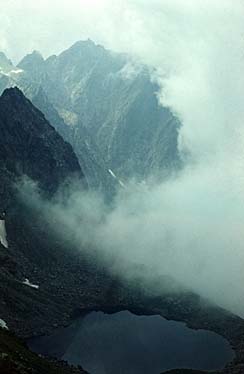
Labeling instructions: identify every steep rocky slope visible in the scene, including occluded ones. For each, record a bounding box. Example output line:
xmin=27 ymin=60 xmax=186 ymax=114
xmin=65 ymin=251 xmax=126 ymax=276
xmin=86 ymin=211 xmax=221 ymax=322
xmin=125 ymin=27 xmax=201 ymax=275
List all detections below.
xmin=0 ymin=87 xmax=89 ymax=373
xmin=20 ymin=40 xmax=181 ymax=180
xmin=0 ymin=49 xmax=122 ymax=195
xmin=1 ymin=63 xmax=244 ymax=374
xmin=32 ymin=87 xmax=118 ymax=194
xmin=0 ymin=41 xmax=181 ymax=189
xmin=0 ymin=87 xmax=82 ymax=194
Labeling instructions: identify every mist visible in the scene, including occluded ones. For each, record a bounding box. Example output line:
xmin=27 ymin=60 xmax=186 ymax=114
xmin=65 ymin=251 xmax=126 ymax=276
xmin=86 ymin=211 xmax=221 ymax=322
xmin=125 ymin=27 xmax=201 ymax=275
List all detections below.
xmin=6 ymin=0 xmax=244 ymax=316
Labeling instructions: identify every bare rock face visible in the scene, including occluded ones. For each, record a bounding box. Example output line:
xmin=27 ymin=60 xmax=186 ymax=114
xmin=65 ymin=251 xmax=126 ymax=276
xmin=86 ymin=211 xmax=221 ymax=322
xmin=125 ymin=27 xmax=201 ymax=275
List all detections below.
xmin=0 ymin=87 xmax=83 ymax=195
xmin=29 ymin=40 xmax=181 ymax=180
xmin=0 ymin=87 xmax=92 ymax=373
xmin=0 ymin=52 xmax=13 ymax=73
xmin=17 ymin=50 xmax=45 ymax=81
xmin=1 ymin=47 xmax=244 ymax=374
xmin=0 ymin=87 xmax=88 ymax=337
xmin=1 ymin=41 xmax=181 ymax=190
xmin=32 ymin=87 xmax=118 ymax=194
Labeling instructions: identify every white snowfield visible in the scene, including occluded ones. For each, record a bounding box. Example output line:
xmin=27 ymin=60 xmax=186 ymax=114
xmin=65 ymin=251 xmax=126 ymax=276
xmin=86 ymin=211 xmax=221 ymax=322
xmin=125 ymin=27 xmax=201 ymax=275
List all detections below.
xmin=22 ymin=278 xmax=39 ymax=289
xmin=0 ymin=220 xmax=8 ymax=248
xmin=0 ymin=319 xmax=9 ymax=330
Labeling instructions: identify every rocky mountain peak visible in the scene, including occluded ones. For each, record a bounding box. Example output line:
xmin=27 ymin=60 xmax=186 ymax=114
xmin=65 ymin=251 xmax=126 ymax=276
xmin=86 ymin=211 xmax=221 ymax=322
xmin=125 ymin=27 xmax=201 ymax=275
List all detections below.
xmin=66 ymin=39 xmax=107 ymax=55
xmin=17 ymin=51 xmax=45 ymax=81
xmin=58 ymin=39 xmax=108 ymax=65
xmin=0 ymin=52 xmax=13 ymax=72
xmin=18 ymin=50 xmax=44 ymax=67
xmin=1 ymin=86 xmax=25 ymax=100
xmin=0 ymin=40 xmax=181 ymax=189
xmin=71 ymin=39 xmax=97 ymax=49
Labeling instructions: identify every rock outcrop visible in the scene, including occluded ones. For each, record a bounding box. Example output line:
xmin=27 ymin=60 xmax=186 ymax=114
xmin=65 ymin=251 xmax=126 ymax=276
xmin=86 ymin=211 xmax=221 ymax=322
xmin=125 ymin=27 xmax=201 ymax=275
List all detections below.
xmin=0 ymin=87 xmax=89 ymax=373
xmin=1 ymin=40 xmax=181 ymax=191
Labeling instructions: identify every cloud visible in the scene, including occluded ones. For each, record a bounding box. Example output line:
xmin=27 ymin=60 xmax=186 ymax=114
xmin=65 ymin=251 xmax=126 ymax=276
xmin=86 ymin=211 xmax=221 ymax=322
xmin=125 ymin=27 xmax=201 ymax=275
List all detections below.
xmin=2 ymin=0 xmax=244 ymax=159
xmin=0 ymin=0 xmax=111 ymax=62
xmin=18 ymin=153 xmax=244 ymax=317
xmin=5 ymin=1 xmax=244 ymax=316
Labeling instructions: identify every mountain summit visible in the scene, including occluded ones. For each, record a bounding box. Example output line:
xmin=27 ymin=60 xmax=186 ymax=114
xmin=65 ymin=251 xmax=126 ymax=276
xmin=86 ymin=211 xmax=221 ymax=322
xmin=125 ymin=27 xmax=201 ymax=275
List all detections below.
xmin=0 ymin=41 xmax=181 ymax=185
xmin=0 ymin=52 xmax=13 ymax=72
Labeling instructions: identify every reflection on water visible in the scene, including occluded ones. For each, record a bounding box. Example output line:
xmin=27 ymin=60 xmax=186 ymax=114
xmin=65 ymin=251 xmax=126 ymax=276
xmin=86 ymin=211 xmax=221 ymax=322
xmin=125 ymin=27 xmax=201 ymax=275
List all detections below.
xmin=29 ymin=311 xmax=234 ymax=374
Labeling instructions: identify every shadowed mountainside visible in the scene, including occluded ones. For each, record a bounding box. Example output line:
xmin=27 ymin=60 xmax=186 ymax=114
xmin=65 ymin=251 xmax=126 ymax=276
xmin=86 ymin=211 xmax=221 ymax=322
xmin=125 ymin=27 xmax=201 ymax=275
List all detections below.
xmin=0 ymin=71 xmax=244 ymax=374
xmin=0 ymin=41 xmax=181 ymax=192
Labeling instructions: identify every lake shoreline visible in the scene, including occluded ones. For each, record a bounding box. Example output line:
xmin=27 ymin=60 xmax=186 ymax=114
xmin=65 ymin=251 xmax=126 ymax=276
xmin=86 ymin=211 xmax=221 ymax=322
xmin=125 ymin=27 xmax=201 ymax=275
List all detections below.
xmin=28 ymin=309 xmax=235 ymax=374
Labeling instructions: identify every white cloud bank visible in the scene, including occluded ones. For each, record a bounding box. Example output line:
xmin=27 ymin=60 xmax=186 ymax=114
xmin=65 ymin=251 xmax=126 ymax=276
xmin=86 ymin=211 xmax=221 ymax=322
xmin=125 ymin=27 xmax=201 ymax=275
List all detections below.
xmin=4 ymin=1 xmax=244 ymax=316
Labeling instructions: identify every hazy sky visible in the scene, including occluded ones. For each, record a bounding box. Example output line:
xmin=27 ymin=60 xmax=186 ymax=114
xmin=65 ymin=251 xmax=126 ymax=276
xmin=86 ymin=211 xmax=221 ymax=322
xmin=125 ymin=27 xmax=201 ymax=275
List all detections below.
xmin=0 ymin=0 xmax=127 ymax=62
xmin=4 ymin=1 xmax=244 ymax=316
xmin=2 ymin=0 xmax=243 ymax=63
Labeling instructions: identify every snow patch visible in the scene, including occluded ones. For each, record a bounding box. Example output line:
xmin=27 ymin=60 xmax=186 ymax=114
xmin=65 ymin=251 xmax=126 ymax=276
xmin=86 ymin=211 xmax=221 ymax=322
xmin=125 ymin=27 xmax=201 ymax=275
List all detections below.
xmin=118 ymin=179 xmax=125 ymax=187
xmin=108 ymin=169 xmax=117 ymax=179
xmin=108 ymin=169 xmax=125 ymax=187
xmin=0 ymin=220 xmax=8 ymax=248
xmin=0 ymin=319 xmax=8 ymax=330
xmin=0 ymin=69 xmax=9 ymax=78
xmin=0 ymin=68 xmax=24 ymax=77
xmin=23 ymin=278 xmax=39 ymax=289
xmin=85 ymin=140 xmax=91 ymax=150
xmin=119 ymin=61 xmax=143 ymax=80
xmin=10 ymin=68 xmax=24 ymax=75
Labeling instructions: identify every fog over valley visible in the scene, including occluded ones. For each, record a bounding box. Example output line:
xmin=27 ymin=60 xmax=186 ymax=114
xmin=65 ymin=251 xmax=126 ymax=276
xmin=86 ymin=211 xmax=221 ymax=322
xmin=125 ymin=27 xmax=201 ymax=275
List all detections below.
xmin=1 ymin=2 xmax=244 ymax=374
xmin=3 ymin=0 xmax=244 ymax=315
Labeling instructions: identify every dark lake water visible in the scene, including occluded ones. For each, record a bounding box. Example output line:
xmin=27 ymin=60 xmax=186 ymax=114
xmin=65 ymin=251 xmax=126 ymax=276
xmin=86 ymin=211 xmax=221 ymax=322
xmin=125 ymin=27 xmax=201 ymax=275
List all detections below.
xmin=29 ymin=311 xmax=234 ymax=374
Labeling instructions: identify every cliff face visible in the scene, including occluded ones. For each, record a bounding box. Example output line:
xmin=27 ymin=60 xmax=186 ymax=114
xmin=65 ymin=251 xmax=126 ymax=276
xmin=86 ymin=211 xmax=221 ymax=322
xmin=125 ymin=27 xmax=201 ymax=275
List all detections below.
xmin=0 ymin=87 xmax=88 ymax=335
xmin=0 ymin=87 xmax=244 ymax=374
xmin=25 ymin=41 xmax=181 ymax=180
xmin=0 ymin=52 xmax=13 ymax=73
xmin=0 ymin=87 xmax=91 ymax=372
xmin=0 ymin=87 xmax=84 ymax=269
xmin=32 ymin=87 xmax=118 ymax=194
xmin=0 ymin=87 xmax=83 ymax=196
xmin=0 ymin=41 xmax=181 ymax=190
xmin=0 ymin=88 xmax=128 ymax=373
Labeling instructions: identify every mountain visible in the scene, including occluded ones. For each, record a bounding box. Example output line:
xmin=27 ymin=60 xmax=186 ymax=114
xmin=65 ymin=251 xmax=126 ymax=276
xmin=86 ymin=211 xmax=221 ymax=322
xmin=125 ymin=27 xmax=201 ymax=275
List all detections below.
xmin=0 ymin=81 xmax=244 ymax=374
xmin=0 ymin=87 xmax=89 ymax=335
xmin=32 ymin=87 xmax=119 ymax=194
xmin=0 ymin=52 xmax=25 ymax=87
xmin=0 ymin=328 xmax=87 ymax=374
xmin=0 ymin=87 xmax=83 ymax=195
xmin=27 ymin=40 xmax=181 ymax=180
xmin=17 ymin=50 xmax=45 ymax=81
xmin=0 ymin=52 xmax=13 ymax=73
xmin=0 ymin=87 xmax=91 ymax=372
xmin=0 ymin=40 xmax=181 ymax=190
